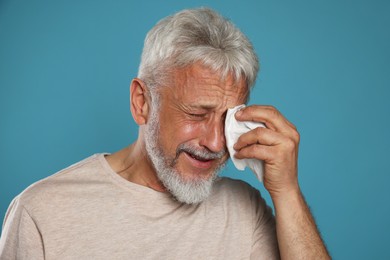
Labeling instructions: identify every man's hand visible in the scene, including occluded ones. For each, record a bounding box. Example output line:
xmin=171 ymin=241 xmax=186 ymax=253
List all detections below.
xmin=233 ymin=105 xmax=331 ymax=259
xmin=233 ymin=105 xmax=300 ymax=198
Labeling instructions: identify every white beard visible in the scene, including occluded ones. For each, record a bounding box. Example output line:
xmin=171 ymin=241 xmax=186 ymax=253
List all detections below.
xmin=144 ymin=97 xmax=226 ymax=204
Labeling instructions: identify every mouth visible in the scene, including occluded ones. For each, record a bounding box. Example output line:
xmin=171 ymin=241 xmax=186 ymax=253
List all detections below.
xmin=186 ymin=151 xmax=212 ymax=162
xmin=184 ymin=151 xmax=214 ymax=169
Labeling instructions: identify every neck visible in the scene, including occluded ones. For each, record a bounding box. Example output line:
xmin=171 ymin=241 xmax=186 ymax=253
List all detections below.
xmin=105 ymin=140 xmax=167 ymax=192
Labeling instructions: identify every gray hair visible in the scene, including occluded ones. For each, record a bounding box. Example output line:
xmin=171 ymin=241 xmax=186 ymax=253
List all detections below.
xmin=137 ymin=7 xmax=259 ymax=92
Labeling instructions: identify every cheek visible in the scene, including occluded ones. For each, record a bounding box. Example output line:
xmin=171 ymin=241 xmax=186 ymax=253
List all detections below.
xmin=179 ymin=123 xmax=203 ymax=138
xmin=160 ymin=119 xmax=205 ymax=149
xmin=173 ymin=119 xmax=205 ymax=141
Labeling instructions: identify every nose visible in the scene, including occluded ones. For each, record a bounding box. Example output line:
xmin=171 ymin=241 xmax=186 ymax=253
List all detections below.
xmin=199 ymin=119 xmax=226 ymax=153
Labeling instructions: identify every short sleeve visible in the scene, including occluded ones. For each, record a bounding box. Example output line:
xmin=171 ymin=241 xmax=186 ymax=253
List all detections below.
xmin=0 ymin=196 xmax=44 ymax=260
xmin=250 ymin=189 xmax=280 ymax=260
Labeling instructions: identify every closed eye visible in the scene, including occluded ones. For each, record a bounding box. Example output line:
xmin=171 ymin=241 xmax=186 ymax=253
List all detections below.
xmin=189 ymin=113 xmax=206 ymax=118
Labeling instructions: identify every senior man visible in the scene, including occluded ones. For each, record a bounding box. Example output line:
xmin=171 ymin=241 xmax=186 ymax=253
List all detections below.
xmin=0 ymin=8 xmax=330 ymax=259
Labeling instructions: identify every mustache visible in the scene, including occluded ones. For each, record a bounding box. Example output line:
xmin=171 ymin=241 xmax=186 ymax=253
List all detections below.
xmin=170 ymin=143 xmax=227 ymax=167
xmin=178 ymin=143 xmax=226 ymax=160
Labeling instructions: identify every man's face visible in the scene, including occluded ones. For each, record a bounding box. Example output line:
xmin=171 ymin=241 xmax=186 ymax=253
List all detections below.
xmin=144 ymin=63 xmax=247 ymax=203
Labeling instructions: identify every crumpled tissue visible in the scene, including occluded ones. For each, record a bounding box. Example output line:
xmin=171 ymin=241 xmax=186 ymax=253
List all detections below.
xmin=225 ymin=104 xmax=266 ymax=182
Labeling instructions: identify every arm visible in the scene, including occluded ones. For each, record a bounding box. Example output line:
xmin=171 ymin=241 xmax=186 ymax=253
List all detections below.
xmin=272 ymin=188 xmax=329 ymax=259
xmin=0 ymin=197 xmax=45 ymax=260
xmin=234 ymin=105 xmax=330 ymax=259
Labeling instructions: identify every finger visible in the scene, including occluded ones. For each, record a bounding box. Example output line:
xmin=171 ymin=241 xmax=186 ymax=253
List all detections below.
xmin=234 ymin=144 xmax=276 ymax=162
xmin=233 ymin=127 xmax=286 ymax=150
xmin=235 ymin=105 xmax=295 ymax=134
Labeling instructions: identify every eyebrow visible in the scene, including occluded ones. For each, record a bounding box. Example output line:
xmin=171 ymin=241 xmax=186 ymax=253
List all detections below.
xmin=187 ymin=104 xmax=217 ymax=111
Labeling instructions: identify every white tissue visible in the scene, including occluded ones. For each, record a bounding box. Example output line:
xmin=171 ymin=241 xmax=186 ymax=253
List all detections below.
xmin=225 ymin=105 xmax=266 ymax=182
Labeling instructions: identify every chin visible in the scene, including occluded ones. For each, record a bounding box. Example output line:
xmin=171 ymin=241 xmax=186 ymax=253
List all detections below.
xmin=176 ymin=166 xmax=221 ymax=183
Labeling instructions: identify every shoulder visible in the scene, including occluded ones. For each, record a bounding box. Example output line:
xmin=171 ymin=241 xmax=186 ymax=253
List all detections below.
xmin=13 ymin=154 xmax=104 ymax=212
xmin=213 ymin=176 xmax=260 ymax=197
xmin=211 ymin=177 xmax=266 ymax=210
xmin=208 ymin=177 xmax=275 ymax=237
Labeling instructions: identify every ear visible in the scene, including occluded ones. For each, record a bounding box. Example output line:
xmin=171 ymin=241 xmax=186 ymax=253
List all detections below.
xmin=130 ymin=78 xmax=149 ymax=125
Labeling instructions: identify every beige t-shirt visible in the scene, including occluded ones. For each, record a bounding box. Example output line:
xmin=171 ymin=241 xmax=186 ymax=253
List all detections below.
xmin=0 ymin=154 xmax=279 ymax=259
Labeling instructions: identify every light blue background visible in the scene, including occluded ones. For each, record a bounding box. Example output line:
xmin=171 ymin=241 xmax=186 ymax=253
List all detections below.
xmin=1 ymin=0 xmax=389 ymax=258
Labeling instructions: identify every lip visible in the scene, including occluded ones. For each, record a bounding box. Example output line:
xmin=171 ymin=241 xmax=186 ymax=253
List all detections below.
xmin=183 ymin=152 xmax=214 ymax=169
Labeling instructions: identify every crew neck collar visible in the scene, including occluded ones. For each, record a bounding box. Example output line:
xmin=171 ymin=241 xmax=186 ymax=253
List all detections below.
xmin=97 ymin=153 xmax=174 ymax=201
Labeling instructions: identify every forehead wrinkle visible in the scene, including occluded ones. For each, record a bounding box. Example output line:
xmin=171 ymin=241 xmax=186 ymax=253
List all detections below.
xmin=168 ymin=63 xmax=247 ymax=107
xmin=185 ymin=86 xmax=241 ymax=111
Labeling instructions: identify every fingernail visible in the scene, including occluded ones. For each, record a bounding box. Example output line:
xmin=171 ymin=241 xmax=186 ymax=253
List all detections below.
xmin=235 ymin=110 xmax=242 ymax=117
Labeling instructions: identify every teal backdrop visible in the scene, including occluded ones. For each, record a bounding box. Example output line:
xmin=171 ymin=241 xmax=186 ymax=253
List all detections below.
xmin=1 ymin=0 xmax=389 ymax=258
